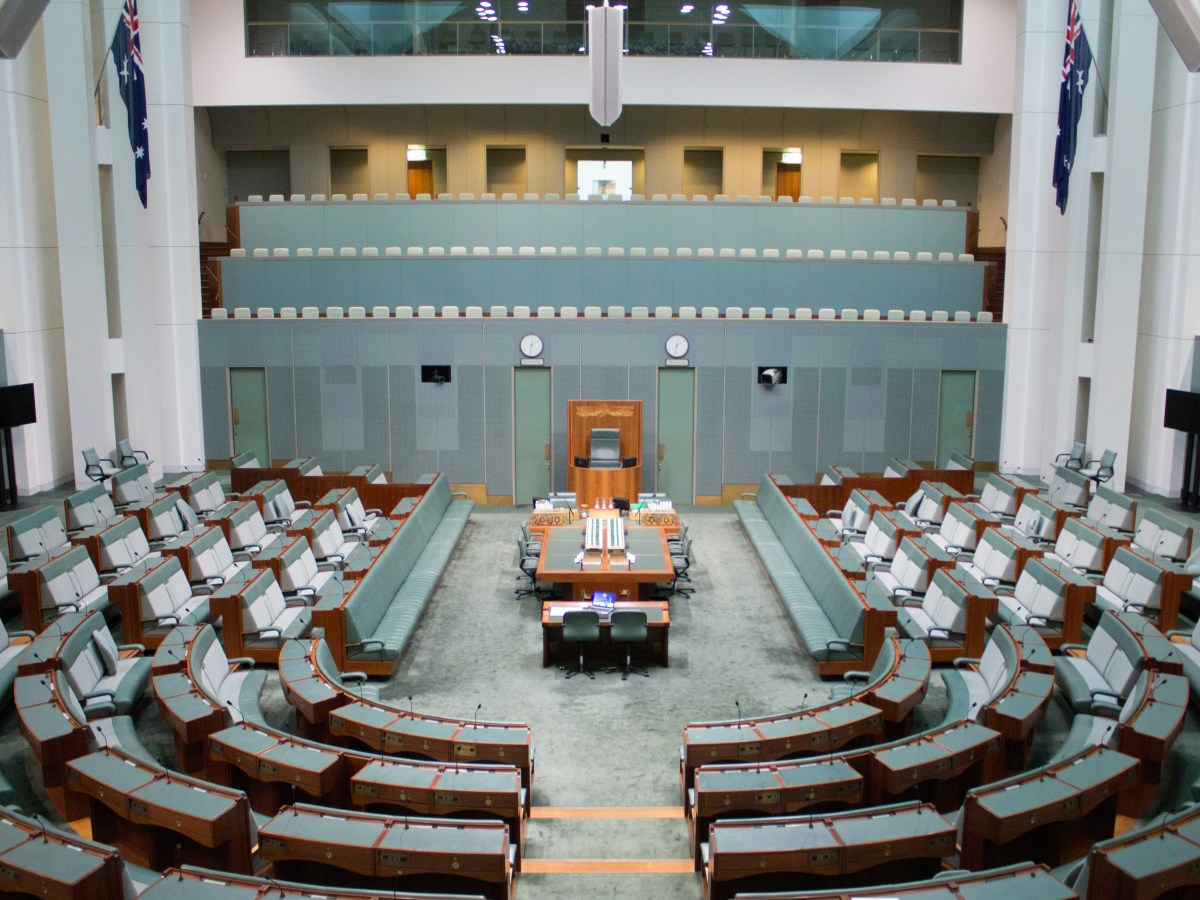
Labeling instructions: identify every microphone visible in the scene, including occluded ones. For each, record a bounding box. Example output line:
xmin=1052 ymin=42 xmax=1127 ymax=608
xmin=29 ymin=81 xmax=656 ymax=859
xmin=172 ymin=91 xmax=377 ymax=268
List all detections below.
xmin=474 ymin=702 xmax=482 ymax=730
xmin=408 ymin=695 xmax=415 ymax=718
xmin=734 ymin=699 xmax=742 ymax=732
xmin=264 ymin=868 xmax=286 ymax=897
xmin=798 ymin=693 xmax=808 ymax=717
xmin=35 ymin=814 xmax=49 ymax=843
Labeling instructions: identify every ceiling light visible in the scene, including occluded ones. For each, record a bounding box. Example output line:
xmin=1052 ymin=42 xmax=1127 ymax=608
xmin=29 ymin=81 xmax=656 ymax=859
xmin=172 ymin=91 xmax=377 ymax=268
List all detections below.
xmin=680 ymin=3 xmax=693 ymax=11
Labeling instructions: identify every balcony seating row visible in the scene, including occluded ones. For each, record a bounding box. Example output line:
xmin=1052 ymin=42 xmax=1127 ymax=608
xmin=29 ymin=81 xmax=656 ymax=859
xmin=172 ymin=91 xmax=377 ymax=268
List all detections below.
xmin=242 ymin=192 xmax=966 ymax=207
xmin=214 ymin=304 xmax=995 ymax=322
xmin=229 ymin=244 xmax=978 ymax=261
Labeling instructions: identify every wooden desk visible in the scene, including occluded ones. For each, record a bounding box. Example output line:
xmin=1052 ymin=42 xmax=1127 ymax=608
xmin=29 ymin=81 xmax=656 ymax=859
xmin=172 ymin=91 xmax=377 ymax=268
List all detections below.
xmin=0 ymin=807 xmax=125 ymax=900
xmin=153 ymin=671 xmax=229 ymax=773
xmin=690 ymin=759 xmax=863 ymax=866
xmin=1084 ymin=802 xmax=1200 ymax=900
xmin=207 ymin=723 xmax=344 ymax=811
xmin=568 ymin=466 xmax=641 ymax=506
xmin=534 ymin=525 xmax=673 ymax=600
xmin=259 ymin=804 xmax=513 ymax=899
xmin=959 ymin=745 xmax=1141 ymax=870
xmin=279 ymin=638 xmax=534 ymax=789
xmin=14 ymin=672 xmax=88 ymax=791
xmin=682 ymin=700 xmax=883 ymax=791
xmin=540 ymin=599 xmax=670 ymax=668
xmin=1115 ymin=672 xmax=1189 ymax=783
xmin=67 ymin=747 xmax=255 ymax=874
xmin=704 ymin=801 xmax=954 ymax=900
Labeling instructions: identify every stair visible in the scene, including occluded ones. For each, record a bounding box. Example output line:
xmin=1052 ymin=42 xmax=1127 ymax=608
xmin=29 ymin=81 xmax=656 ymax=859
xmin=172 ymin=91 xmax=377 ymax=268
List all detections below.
xmin=199 ymin=241 xmax=228 ymax=315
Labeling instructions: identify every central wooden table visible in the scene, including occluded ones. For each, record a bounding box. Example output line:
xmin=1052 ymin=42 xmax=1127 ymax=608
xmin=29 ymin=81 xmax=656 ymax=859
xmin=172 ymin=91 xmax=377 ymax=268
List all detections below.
xmin=534 ymin=524 xmax=674 ymax=601
xmin=541 ymin=599 xmax=670 ymax=668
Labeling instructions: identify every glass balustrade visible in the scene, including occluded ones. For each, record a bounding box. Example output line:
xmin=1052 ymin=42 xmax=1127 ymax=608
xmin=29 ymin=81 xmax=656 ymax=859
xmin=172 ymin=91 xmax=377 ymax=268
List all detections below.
xmin=243 ymin=1 xmax=962 ymax=62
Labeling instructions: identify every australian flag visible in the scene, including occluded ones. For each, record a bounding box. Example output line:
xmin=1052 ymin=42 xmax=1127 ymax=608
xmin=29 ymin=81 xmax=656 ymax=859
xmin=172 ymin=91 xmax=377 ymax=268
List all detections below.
xmin=111 ymin=0 xmax=150 ymax=207
xmin=1052 ymin=0 xmax=1091 ymax=214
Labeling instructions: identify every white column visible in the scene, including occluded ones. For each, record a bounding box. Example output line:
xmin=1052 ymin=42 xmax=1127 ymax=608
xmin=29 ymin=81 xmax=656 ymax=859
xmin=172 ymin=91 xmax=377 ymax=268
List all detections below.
xmin=999 ymin=0 xmax=1078 ymax=480
xmin=106 ymin=0 xmax=204 ymax=473
xmin=1128 ymin=29 xmax=1200 ymax=496
xmin=0 ymin=23 xmax=71 ymax=493
xmin=1086 ymin=0 xmax=1158 ymax=489
xmin=44 ymin=0 xmax=117 ymax=487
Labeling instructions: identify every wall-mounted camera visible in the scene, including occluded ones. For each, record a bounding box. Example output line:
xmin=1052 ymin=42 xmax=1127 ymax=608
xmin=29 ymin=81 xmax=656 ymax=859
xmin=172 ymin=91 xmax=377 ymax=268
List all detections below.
xmin=757 ymin=366 xmax=787 ymax=387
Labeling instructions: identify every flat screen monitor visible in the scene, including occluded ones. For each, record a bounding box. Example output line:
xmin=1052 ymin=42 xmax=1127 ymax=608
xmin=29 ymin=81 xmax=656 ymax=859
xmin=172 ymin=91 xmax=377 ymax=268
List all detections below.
xmin=621 ymin=456 xmax=638 ymax=468
xmin=1165 ymin=389 xmax=1200 ymax=432
xmin=0 ymin=383 xmax=35 ymax=429
xmin=612 ymin=497 xmax=631 ymax=513
xmin=573 ymin=456 xmax=590 ymax=469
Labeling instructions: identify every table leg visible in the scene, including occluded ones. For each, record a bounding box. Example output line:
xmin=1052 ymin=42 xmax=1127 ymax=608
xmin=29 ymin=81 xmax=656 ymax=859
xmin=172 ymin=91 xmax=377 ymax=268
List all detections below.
xmin=661 ymin=627 xmax=669 ymax=668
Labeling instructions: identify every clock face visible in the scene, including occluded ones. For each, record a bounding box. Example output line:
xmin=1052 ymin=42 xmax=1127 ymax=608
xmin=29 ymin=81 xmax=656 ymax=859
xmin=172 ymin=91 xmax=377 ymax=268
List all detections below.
xmin=665 ymin=334 xmax=689 ymax=359
xmin=520 ymin=334 xmax=543 ymax=358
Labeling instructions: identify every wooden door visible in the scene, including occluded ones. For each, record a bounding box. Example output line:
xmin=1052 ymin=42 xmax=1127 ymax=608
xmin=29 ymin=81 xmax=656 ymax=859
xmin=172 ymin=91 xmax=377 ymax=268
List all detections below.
xmin=775 ymin=163 xmax=802 ymax=201
xmin=408 ymin=160 xmax=434 ymax=197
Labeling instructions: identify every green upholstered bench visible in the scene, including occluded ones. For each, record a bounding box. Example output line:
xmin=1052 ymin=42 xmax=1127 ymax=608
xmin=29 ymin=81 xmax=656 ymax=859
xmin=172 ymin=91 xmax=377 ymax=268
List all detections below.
xmin=736 ymin=474 xmax=895 ymax=676
xmin=313 ymin=474 xmax=473 ymax=675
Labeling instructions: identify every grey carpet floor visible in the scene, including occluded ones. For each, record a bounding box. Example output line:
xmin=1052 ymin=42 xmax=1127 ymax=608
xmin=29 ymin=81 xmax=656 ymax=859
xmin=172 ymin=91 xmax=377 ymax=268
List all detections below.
xmin=5 ymin=495 xmax=1200 ymax=898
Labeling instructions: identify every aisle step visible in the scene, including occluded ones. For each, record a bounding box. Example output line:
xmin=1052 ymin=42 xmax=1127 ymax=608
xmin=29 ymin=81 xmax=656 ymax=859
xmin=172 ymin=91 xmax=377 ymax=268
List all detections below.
xmin=522 ymin=859 xmax=693 ymax=874
xmin=530 ymin=806 xmax=683 ymax=820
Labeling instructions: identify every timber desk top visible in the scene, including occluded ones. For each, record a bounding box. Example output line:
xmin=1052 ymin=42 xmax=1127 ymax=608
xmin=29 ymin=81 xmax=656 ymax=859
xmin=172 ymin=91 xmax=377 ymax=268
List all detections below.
xmin=703 ymin=800 xmax=955 ymax=893
xmin=259 ymin=803 xmax=513 ymax=898
xmin=681 ymin=632 xmax=935 ymax=786
xmin=534 ymin=524 xmax=673 ymax=582
xmin=279 ymin=638 xmax=533 ymax=787
xmin=0 ymin=806 xmax=125 ymax=900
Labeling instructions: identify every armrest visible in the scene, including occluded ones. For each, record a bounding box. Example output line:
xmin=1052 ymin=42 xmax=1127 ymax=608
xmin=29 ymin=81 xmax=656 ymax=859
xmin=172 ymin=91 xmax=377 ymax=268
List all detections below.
xmin=953 ymin=656 xmax=981 ymax=670
xmin=9 ymin=630 xmax=36 ymax=642
xmin=1125 ymin=602 xmax=1149 ymax=614
xmin=825 ymin=639 xmax=863 ymax=653
xmin=824 ymin=509 xmax=842 ymax=518
xmin=83 ymin=689 xmax=116 ymax=701
xmin=84 ymin=700 xmax=117 ymax=719
xmin=1089 ymin=698 xmax=1122 ymax=718
xmin=1026 ymin=615 xmax=1052 ymax=627
xmin=1060 ymin=642 xmax=1087 ymax=654
xmin=981 ymin=576 xmax=1000 ymax=586
xmin=256 ymin=627 xmax=281 ymax=639
xmin=899 ymin=596 xmax=924 ymax=607
xmin=156 ymin=614 xmax=180 ymax=627
xmin=993 ymin=585 xmax=1015 ymax=596
xmin=452 ymin=491 xmax=469 ymax=499
xmin=1167 ymin=629 xmax=1189 ymax=639
xmin=842 ymin=670 xmax=871 ymax=683
xmin=284 ymin=597 xmax=311 ymax=608
xmin=347 ymin=639 xmax=386 ymax=655
xmin=294 ymin=500 xmax=312 ymax=509
xmin=118 ymin=643 xmax=146 ymax=654
xmin=867 ymin=560 xmax=891 ymax=574
xmin=228 ymin=657 xmax=257 ymax=669
xmin=231 ymin=550 xmax=255 ymax=562
xmin=928 ymin=626 xmax=954 ymax=640
xmin=740 ymin=492 xmax=757 ymax=499
xmin=341 ymin=671 xmax=369 ymax=683
xmin=265 ymin=523 xmax=286 ymax=534
xmin=1090 ymin=689 xmax=1122 ymax=704
xmin=365 ymin=508 xmax=382 ymax=517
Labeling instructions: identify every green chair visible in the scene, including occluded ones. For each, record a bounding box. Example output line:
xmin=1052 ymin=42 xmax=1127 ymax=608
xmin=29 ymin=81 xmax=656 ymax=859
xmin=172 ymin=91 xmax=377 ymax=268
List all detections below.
xmin=560 ymin=610 xmax=600 ymax=679
xmin=606 ymin=610 xmax=649 ymax=679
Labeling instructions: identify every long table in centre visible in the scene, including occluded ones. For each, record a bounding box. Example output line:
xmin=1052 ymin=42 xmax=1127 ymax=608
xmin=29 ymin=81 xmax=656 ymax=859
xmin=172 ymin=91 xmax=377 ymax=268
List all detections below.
xmin=534 ymin=524 xmax=674 ymax=601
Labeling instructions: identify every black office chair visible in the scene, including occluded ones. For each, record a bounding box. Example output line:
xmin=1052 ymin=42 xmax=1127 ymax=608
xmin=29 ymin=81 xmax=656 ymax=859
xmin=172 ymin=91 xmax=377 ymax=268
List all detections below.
xmin=515 ymin=538 xmax=542 ymax=599
xmin=560 ymin=610 xmax=600 ymax=679
xmin=668 ymin=536 xmax=694 ymax=597
xmin=520 ymin=523 xmax=543 ymax=556
xmin=606 ymin=610 xmax=649 ymax=679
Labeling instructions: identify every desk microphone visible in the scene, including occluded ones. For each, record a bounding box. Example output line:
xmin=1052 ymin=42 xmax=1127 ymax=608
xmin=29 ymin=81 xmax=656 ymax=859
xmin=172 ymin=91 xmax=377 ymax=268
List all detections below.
xmin=408 ymin=695 xmax=415 ymax=718
xmin=474 ymin=702 xmax=482 ymax=730
xmin=734 ymin=699 xmax=742 ymax=732
xmin=798 ymin=693 xmax=808 ymax=717
xmin=35 ymin=814 xmax=49 ymax=844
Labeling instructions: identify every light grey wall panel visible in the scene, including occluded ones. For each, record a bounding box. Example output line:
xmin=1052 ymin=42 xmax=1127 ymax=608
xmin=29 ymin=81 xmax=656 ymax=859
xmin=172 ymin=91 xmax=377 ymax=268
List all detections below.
xmin=197 ymin=318 xmax=1007 ymax=496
